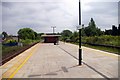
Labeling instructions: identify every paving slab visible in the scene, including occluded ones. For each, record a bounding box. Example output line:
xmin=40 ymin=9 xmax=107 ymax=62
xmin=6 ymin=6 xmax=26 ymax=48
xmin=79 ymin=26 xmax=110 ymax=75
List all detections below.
xmin=59 ymin=42 xmax=119 ymax=78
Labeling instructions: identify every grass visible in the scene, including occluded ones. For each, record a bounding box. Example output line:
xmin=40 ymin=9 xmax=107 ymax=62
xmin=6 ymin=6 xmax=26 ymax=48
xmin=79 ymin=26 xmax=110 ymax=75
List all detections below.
xmin=62 ymin=35 xmax=120 ymax=55
xmin=82 ymin=35 xmax=120 ymax=46
xmin=68 ymin=42 xmax=119 ymax=55
xmin=2 ymin=45 xmax=24 ymax=57
xmin=82 ymin=44 xmax=120 ymax=55
xmin=2 ymin=39 xmax=40 ymax=58
xmin=20 ymin=39 xmax=40 ymax=46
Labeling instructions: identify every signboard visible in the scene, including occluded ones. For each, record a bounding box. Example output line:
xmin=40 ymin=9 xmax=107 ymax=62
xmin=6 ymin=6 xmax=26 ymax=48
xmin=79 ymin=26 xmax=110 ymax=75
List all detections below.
xmin=76 ymin=25 xmax=82 ymax=30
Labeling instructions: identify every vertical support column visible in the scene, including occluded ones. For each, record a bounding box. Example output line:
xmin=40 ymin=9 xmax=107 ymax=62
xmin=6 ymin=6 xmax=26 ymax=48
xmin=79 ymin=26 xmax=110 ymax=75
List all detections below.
xmin=79 ymin=0 xmax=82 ymax=65
xmin=79 ymin=29 xmax=82 ymax=65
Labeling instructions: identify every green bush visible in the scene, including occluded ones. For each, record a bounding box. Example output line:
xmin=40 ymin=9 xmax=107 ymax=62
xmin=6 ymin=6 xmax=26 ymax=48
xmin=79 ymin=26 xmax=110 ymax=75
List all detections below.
xmin=82 ymin=35 xmax=119 ymax=46
xmin=2 ymin=45 xmax=22 ymax=57
xmin=20 ymin=39 xmax=33 ymax=46
xmin=4 ymin=39 xmax=17 ymax=44
xmin=20 ymin=39 xmax=40 ymax=46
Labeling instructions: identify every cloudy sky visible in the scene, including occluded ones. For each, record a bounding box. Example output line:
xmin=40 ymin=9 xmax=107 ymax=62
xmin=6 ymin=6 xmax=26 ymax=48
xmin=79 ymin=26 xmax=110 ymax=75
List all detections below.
xmin=1 ymin=0 xmax=119 ymax=35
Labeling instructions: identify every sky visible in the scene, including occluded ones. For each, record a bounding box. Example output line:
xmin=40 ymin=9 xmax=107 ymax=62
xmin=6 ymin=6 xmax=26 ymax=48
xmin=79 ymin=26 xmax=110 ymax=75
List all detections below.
xmin=1 ymin=0 xmax=120 ymax=35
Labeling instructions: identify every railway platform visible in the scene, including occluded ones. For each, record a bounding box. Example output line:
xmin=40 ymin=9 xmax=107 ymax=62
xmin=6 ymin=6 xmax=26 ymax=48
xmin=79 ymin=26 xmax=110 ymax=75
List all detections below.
xmin=0 ymin=42 xmax=119 ymax=79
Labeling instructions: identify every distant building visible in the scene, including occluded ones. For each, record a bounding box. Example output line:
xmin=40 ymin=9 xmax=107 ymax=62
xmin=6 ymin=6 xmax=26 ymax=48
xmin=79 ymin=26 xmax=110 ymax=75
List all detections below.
xmin=41 ymin=34 xmax=61 ymax=45
xmin=11 ymin=36 xmax=18 ymax=41
xmin=2 ymin=35 xmax=18 ymax=42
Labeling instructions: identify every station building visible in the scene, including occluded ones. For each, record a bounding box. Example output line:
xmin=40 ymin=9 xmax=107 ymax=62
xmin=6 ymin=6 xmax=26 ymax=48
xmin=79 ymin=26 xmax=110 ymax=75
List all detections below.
xmin=41 ymin=34 xmax=61 ymax=44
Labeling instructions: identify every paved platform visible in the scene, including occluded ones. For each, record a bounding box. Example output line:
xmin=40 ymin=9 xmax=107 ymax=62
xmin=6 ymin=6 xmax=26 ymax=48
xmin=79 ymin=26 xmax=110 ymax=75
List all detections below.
xmin=0 ymin=42 xmax=119 ymax=79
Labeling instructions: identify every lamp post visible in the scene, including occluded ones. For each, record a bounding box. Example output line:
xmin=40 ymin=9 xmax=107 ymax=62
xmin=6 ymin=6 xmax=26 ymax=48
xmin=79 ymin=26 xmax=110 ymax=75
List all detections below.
xmin=78 ymin=0 xmax=82 ymax=65
xmin=77 ymin=25 xmax=82 ymax=65
xmin=51 ymin=26 xmax=56 ymax=34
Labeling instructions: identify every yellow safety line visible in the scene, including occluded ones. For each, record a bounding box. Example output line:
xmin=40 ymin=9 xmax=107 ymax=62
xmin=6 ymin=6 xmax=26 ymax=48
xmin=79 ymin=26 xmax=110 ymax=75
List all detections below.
xmin=1 ymin=43 xmax=39 ymax=79
xmin=2 ymin=45 xmax=36 ymax=78
xmin=1 ymin=51 xmax=28 ymax=70
xmin=8 ymin=44 xmax=39 ymax=79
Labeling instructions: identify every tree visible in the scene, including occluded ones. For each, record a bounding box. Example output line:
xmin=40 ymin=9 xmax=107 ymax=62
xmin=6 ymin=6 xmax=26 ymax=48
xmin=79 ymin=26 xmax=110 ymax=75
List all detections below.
xmin=61 ymin=30 xmax=72 ymax=41
xmin=70 ymin=31 xmax=79 ymax=43
xmin=112 ymin=25 xmax=118 ymax=36
xmin=86 ymin=18 xmax=97 ymax=36
xmin=36 ymin=33 xmax=44 ymax=40
xmin=81 ymin=27 xmax=86 ymax=36
xmin=2 ymin=31 xmax=8 ymax=40
xmin=105 ymin=29 xmax=112 ymax=35
xmin=89 ymin=18 xmax=96 ymax=28
xmin=84 ymin=18 xmax=103 ymax=36
xmin=18 ymin=28 xmax=36 ymax=40
xmin=96 ymin=28 xmax=104 ymax=36
xmin=118 ymin=24 xmax=120 ymax=35
xmin=34 ymin=32 xmax=38 ymax=39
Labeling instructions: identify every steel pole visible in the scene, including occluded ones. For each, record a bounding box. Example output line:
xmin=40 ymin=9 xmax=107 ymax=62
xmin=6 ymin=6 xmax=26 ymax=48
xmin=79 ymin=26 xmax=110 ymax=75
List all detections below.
xmin=79 ymin=0 xmax=82 ymax=65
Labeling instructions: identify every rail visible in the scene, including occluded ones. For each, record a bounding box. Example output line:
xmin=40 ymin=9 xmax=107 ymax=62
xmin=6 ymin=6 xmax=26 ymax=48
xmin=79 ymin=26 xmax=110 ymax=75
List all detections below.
xmin=0 ymin=42 xmax=39 ymax=66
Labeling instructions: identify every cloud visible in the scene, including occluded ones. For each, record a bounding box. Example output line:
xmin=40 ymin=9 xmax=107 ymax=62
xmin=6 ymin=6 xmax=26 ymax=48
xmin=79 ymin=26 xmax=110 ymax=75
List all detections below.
xmin=82 ymin=2 xmax=118 ymax=30
xmin=118 ymin=1 xmax=120 ymax=24
xmin=2 ymin=1 xmax=78 ymax=35
xmin=0 ymin=2 xmax=2 ymax=33
xmin=1 ymin=0 xmax=119 ymax=35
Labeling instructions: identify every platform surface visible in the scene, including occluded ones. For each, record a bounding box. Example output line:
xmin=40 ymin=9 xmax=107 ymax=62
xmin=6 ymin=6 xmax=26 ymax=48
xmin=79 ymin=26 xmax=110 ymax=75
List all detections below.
xmin=0 ymin=42 xmax=119 ymax=79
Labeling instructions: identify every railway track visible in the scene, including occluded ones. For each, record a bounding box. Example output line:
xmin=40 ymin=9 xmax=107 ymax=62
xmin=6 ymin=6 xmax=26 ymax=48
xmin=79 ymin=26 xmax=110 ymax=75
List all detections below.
xmin=0 ymin=42 xmax=39 ymax=65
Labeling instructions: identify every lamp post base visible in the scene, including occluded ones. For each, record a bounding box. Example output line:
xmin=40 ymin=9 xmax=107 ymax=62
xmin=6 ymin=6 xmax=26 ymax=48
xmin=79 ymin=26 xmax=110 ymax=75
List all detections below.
xmin=79 ymin=48 xmax=82 ymax=65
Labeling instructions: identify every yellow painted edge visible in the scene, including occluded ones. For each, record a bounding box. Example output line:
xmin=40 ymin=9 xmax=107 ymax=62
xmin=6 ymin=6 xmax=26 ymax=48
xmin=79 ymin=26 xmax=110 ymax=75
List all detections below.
xmin=9 ymin=51 xmax=33 ymax=78
xmin=1 ymin=44 xmax=37 ymax=78
xmin=8 ymin=44 xmax=39 ymax=79
xmin=1 ymin=43 xmax=39 ymax=80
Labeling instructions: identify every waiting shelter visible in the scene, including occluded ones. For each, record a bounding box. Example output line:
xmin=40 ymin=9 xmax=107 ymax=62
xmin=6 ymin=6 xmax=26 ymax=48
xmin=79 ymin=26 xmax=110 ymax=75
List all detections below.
xmin=41 ymin=34 xmax=61 ymax=45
